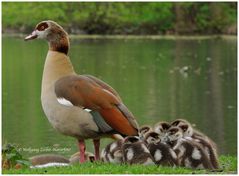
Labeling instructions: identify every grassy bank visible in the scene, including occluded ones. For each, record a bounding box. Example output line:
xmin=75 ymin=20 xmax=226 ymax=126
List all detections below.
xmin=3 ymin=155 xmax=237 ymax=174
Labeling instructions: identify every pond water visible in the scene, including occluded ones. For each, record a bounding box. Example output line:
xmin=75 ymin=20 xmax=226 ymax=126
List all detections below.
xmin=2 ymin=36 xmax=237 ymax=158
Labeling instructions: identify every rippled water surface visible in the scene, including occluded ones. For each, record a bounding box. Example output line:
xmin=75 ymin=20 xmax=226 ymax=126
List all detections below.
xmin=2 ymin=36 xmax=237 ymax=157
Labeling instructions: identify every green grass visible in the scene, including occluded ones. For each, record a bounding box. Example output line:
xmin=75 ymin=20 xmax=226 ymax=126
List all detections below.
xmin=2 ymin=155 xmax=237 ymax=174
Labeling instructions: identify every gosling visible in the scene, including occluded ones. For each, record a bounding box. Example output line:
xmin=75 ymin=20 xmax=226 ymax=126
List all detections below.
xmin=100 ymin=139 xmax=124 ymax=164
xmin=144 ymin=132 xmax=178 ymax=166
xmin=122 ymin=136 xmax=155 ymax=165
xmin=171 ymin=119 xmax=219 ymax=169
xmin=166 ymin=126 xmax=214 ymax=170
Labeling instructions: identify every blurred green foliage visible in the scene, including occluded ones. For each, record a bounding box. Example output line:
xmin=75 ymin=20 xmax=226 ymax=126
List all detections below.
xmin=2 ymin=2 xmax=237 ymax=34
xmin=2 ymin=143 xmax=30 ymax=169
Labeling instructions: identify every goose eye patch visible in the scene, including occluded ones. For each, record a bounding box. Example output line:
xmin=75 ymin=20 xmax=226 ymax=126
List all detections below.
xmin=36 ymin=22 xmax=49 ymax=31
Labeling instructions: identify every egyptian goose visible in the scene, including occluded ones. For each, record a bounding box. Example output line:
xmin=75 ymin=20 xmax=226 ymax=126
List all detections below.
xmin=122 ymin=136 xmax=155 ymax=165
xmin=170 ymin=119 xmax=219 ymax=169
xmin=165 ymin=127 xmax=214 ymax=170
xmin=144 ymin=132 xmax=178 ymax=166
xmin=24 ymin=20 xmax=139 ymax=163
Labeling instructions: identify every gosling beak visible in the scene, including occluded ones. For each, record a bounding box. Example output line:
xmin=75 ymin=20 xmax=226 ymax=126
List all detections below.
xmin=24 ymin=30 xmax=37 ymax=41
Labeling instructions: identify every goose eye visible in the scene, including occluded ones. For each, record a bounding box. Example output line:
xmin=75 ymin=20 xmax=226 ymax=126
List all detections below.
xmin=37 ymin=22 xmax=48 ymax=31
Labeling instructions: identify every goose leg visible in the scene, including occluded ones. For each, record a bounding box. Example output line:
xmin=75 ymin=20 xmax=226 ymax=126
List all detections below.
xmin=93 ymin=139 xmax=100 ymax=160
xmin=78 ymin=139 xmax=86 ymax=163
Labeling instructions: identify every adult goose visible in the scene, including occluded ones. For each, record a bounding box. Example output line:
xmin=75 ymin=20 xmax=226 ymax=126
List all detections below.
xmin=25 ymin=20 xmax=139 ymax=163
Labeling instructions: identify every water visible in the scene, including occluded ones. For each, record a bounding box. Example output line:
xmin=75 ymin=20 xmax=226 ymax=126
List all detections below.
xmin=2 ymin=36 xmax=237 ymax=158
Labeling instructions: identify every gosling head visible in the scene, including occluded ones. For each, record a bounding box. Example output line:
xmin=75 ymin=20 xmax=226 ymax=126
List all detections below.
xmin=144 ymin=132 xmax=161 ymax=144
xmin=154 ymin=121 xmax=171 ymax=134
xmin=171 ymin=119 xmax=193 ymax=137
xmin=139 ymin=125 xmax=152 ymax=138
xmin=166 ymin=127 xmax=183 ymax=142
xmin=124 ymin=136 xmax=140 ymax=144
xmin=171 ymin=119 xmax=188 ymax=126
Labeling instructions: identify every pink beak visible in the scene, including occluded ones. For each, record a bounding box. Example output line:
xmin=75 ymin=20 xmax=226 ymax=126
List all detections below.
xmin=24 ymin=30 xmax=37 ymax=41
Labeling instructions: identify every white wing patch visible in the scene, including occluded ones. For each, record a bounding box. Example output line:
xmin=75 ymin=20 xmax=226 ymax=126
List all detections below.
xmin=84 ymin=108 xmax=92 ymax=112
xmin=57 ymin=98 xmax=73 ymax=106
xmin=192 ymin=148 xmax=201 ymax=160
xmin=154 ymin=149 xmax=162 ymax=161
xmin=126 ymin=148 xmax=134 ymax=160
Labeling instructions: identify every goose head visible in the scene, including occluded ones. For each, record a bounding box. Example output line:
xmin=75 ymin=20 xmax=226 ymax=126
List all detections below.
xmin=25 ymin=20 xmax=65 ymax=40
xmin=24 ymin=20 xmax=69 ymax=54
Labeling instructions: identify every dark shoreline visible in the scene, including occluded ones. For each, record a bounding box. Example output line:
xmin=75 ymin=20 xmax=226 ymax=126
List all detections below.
xmin=2 ymin=33 xmax=237 ymax=40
